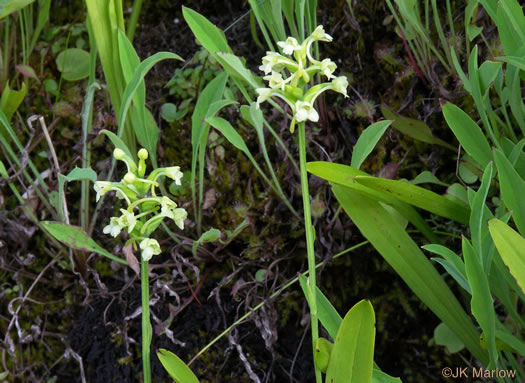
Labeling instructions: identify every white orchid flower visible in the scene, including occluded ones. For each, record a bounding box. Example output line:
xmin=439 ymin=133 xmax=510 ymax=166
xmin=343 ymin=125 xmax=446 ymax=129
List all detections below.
xmin=172 ymin=208 xmax=188 ymax=230
xmin=103 ymin=217 xmax=122 ymax=238
xmin=264 ymin=72 xmax=287 ymax=91
xmin=255 ymin=88 xmax=273 ymax=109
xmin=139 ymin=238 xmax=161 ymax=261
xmin=332 ymin=76 xmax=349 ymax=97
xmin=94 ymin=181 xmax=113 ymax=202
xmin=118 ymin=209 xmax=137 ymax=233
xmin=164 ymin=166 xmax=183 ymax=185
xmin=311 ymin=25 xmax=333 ymax=42
xmin=319 ymin=59 xmax=337 ymax=79
xmin=278 ymin=37 xmax=301 ymax=55
xmin=160 ymin=197 xmax=177 ymax=219
xmin=295 ymin=101 xmax=319 ymax=123
xmin=259 ymin=52 xmax=282 ymax=74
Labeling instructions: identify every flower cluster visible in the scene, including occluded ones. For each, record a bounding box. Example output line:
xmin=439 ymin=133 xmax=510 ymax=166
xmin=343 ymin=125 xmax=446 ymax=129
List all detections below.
xmin=256 ymin=26 xmax=348 ymax=132
xmin=94 ymin=148 xmax=187 ymax=261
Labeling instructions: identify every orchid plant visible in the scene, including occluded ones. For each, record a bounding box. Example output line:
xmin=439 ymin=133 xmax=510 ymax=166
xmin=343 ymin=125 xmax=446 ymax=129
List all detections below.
xmin=255 ymin=26 xmax=348 ymax=383
xmin=95 ymin=147 xmax=187 ymax=383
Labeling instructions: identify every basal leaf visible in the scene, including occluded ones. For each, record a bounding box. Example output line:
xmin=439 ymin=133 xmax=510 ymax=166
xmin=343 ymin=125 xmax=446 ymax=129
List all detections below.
xmin=41 ymin=221 xmax=127 ymax=265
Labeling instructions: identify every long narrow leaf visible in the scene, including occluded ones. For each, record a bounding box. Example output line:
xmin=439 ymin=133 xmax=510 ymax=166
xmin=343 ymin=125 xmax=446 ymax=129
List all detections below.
xmin=493 ymin=148 xmax=525 ymax=235
xmin=117 ymin=52 xmax=182 ymax=161
xmin=462 ymin=237 xmax=497 ymax=368
xmin=331 ymin=184 xmax=487 ymax=364
xmin=488 ymin=219 xmax=525 ymax=294
xmin=354 ymin=176 xmax=470 ymax=224
xmin=307 ymin=162 xmax=440 ymax=243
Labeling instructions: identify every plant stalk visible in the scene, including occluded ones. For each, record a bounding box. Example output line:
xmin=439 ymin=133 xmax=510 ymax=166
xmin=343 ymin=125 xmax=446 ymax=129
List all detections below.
xmin=298 ymin=122 xmax=321 ymax=383
xmin=141 ymin=259 xmax=151 ymax=383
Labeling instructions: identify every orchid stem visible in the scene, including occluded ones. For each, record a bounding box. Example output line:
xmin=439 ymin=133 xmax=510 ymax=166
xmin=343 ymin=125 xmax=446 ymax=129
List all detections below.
xmin=141 ymin=259 xmax=152 ymax=383
xmin=298 ymin=122 xmax=321 ymax=383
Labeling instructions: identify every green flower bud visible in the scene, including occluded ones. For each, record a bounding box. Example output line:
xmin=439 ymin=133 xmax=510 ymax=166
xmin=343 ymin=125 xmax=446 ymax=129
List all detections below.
xmin=113 ymin=148 xmax=126 ymax=160
xmin=123 ymin=172 xmax=137 ymax=184
xmin=138 ymin=148 xmax=148 ymax=160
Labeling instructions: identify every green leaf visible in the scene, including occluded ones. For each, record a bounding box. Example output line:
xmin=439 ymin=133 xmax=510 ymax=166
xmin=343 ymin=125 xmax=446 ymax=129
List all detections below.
xmin=442 ymin=102 xmax=492 ymax=169
xmin=469 ymin=162 xmax=494 ymax=271
xmin=351 ymin=120 xmax=393 ymax=169
xmin=492 ymin=329 xmax=525 ymax=355
xmin=326 ymin=300 xmax=375 ymax=383
xmin=331 ymin=184 xmax=487 ymax=364
xmin=216 ymin=52 xmax=261 ymax=90
xmin=488 ymin=219 xmax=525 ymax=294
xmin=434 ymin=322 xmax=465 ymax=353
xmin=462 ymin=237 xmax=497 ymax=368
xmin=182 ymin=7 xmax=232 ymax=57
xmin=498 ymin=55 xmax=525 ymax=72
xmin=65 ymin=167 xmax=97 ymax=183
xmin=161 ymin=103 xmax=178 ymax=122
xmin=0 ymin=159 xmax=8 ymax=178
xmin=0 ymin=82 xmax=26 ymax=122
xmin=299 ymin=274 xmax=342 ymax=341
xmin=118 ymin=51 xmax=182 ymax=161
xmin=206 ymin=117 xmax=250 ymax=155
xmin=493 ymin=148 xmax=525 ymax=235
xmin=372 ymin=369 xmax=402 ymax=383
xmin=156 ymin=349 xmax=200 ymax=383
xmin=191 ymin=72 xmax=228 ymax=167
xmin=408 ymin=171 xmax=448 ymax=186
xmin=353 ymin=176 xmax=470 ymax=224
xmin=0 ymin=0 xmax=35 ymax=19
xmin=192 ymin=228 xmax=221 ymax=257
xmin=41 ymin=222 xmax=127 ymax=265
xmin=56 ymin=48 xmax=90 ymax=81
xmin=380 ymin=105 xmax=455 ymax=150
xmin=479 ymin=61 xmax=502 ymax=94
xmin=423 ymin=244 xmax=471 ymax=294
